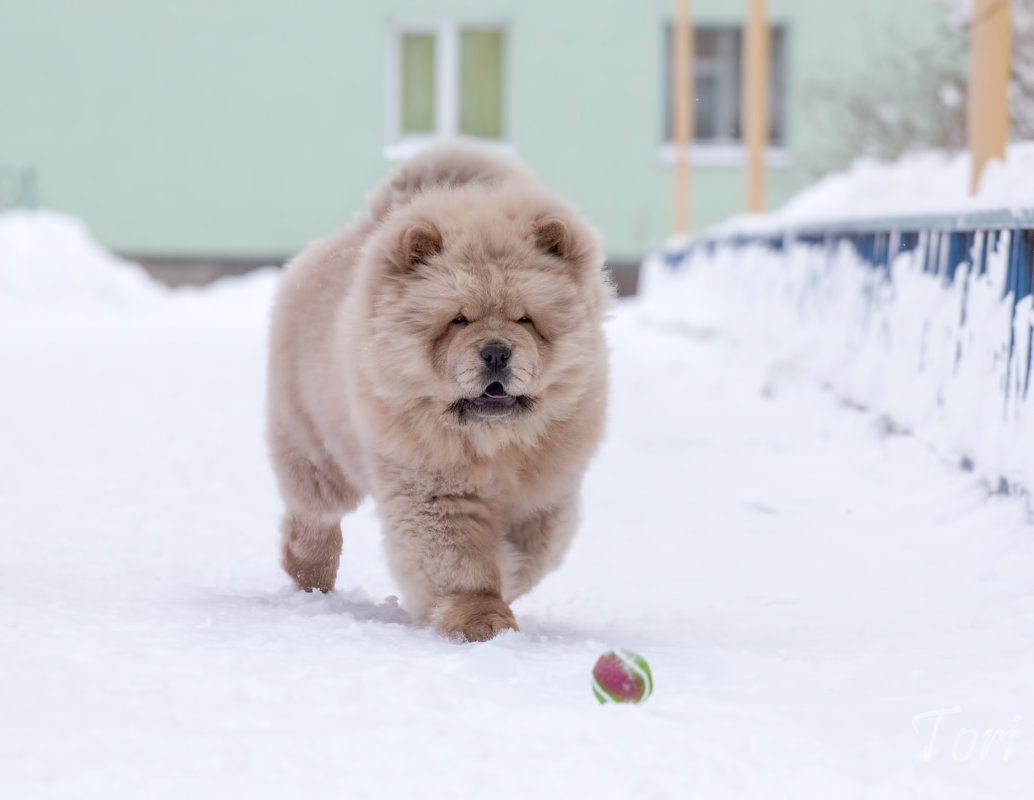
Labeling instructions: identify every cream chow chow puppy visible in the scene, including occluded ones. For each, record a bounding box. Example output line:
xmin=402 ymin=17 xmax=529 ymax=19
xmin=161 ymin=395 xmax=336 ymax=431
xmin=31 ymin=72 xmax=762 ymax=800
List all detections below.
xmin=266 ymin=143 xmax=612 ymax=641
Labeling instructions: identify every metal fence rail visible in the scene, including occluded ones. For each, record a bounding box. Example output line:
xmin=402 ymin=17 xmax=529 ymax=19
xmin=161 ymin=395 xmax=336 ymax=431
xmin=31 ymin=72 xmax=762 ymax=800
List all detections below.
xmin=666 ymin=208 xmax=1034 ymax=404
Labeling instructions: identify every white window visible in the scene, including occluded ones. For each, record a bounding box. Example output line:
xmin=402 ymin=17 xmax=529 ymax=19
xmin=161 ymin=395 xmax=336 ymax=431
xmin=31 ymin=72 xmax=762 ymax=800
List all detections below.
xmin=385 ymin=22 xmax=507 ymax=158
xmin=663 ymin=24 xmax=788 ymax=165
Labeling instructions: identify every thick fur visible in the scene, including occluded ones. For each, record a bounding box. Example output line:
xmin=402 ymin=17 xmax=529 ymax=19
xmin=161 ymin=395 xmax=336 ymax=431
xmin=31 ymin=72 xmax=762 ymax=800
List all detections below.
xmin=267 ymin=142 xmax=612 ymax=641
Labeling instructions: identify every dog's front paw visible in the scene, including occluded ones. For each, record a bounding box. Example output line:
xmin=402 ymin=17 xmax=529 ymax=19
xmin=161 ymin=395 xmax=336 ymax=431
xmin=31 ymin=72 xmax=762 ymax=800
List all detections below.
xmin=434 ymin=592 xmax=518 ymax=642
xmin=282 ymin=547 xmax=337 ymax=593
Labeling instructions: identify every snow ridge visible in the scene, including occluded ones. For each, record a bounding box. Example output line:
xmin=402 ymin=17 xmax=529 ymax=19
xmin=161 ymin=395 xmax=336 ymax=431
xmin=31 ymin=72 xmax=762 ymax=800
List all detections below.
xmin=643 ymin=233 xmax=1034 ymax=492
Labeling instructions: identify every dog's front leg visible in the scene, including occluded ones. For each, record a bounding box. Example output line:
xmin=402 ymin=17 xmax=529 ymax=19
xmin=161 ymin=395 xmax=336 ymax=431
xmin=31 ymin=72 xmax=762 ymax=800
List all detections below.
xmin=379 ymin=485 xmax=518 ymax=642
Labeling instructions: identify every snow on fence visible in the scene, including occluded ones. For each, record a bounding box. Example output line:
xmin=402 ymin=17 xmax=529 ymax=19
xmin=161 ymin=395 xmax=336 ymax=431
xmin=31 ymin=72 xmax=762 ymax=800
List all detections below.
xmin=644 ymin=208 xmax=1034 ymax=493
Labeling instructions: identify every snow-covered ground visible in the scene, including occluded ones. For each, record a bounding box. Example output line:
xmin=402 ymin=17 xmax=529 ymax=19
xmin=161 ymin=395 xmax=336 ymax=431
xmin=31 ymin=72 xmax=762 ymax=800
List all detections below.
xmin=1 ymin=211 xmax=1033 ymax=798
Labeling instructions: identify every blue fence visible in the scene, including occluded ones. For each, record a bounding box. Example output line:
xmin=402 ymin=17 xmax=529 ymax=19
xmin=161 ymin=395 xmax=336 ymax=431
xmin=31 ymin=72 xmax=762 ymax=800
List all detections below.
xmin=665 ymin=209 xmax=1034 ymax=404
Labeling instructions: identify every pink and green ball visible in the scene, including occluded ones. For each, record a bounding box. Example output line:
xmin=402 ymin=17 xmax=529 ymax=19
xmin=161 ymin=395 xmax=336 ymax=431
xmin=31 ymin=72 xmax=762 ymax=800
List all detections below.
xmin=592 ymin=649 xmax=653 ymax=704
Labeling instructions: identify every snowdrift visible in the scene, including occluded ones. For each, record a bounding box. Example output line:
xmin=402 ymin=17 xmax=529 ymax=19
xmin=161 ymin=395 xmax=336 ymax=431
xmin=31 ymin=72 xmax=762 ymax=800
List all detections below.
xmin=0 ymin=209 xmax=279 ymax=329
xmin=0 ymin=210 xmax=163 ymax=309
xmin=650 ymin=144 xmax=1034 ymax=490
xmin=714 ymin=141 xmax=1034 ymax=235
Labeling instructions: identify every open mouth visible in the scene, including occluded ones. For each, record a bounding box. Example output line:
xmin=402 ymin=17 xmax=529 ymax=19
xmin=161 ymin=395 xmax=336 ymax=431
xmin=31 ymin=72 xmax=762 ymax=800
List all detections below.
xmin=471 ymin=381 xmax=517 ymax=408
xmin=448 ymin=382 xmax=536 ymax=421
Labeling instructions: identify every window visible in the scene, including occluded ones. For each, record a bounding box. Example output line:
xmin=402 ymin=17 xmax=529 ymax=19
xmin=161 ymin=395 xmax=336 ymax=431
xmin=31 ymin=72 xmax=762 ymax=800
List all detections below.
xmin=400 ymin=33 xmax=437 ymax=135
xmin=664 ymin=25 xmax=787 ymax=156
xmin=387 ymin=23 xmax=506 ymax=156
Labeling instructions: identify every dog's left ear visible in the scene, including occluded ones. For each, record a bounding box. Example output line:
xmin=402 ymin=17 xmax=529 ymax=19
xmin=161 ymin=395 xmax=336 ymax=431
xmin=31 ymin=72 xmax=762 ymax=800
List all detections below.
xmin=532 ymin=216 xmax=574 ymax=260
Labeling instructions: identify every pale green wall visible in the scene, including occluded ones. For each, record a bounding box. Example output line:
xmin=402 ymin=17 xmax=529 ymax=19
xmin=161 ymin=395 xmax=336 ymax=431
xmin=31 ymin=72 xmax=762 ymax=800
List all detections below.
xmin=0 ymin=0 xmax=945 ymax=259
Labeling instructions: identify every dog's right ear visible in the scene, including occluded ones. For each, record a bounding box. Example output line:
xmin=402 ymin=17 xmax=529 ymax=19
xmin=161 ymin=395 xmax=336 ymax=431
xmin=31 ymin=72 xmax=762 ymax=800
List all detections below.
xmin=394 ymin=222 xmax=443 ymax=270
xmin=532 ymin=216 xmax=573 ymax=260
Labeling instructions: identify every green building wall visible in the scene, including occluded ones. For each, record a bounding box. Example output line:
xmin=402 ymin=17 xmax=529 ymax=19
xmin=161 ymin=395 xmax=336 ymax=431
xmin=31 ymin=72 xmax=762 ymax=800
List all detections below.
xmin=0 ymin=0 xmax=945 ymax=261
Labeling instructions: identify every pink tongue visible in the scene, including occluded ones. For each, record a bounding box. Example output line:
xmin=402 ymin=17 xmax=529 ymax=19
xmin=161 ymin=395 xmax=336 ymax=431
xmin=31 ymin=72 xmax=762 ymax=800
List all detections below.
xmin=484 ymin=381 xmax=508 ymax=398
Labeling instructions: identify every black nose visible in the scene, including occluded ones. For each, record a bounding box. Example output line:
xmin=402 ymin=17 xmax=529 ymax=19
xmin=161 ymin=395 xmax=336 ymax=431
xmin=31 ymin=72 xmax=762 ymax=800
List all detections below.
xmin=480 ymin=344 xmax=511 ymax=371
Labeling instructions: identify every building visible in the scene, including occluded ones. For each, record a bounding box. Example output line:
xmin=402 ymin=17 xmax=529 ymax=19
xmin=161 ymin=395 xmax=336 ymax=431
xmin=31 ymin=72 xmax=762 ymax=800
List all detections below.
xmin=0 ymin=0 xmax=947 ymax=282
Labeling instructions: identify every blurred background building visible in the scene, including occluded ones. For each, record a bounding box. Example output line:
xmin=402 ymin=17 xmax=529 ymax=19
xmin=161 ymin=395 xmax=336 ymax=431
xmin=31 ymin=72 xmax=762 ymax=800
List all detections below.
xmin=0 ymin=0 xmax=979 ymax=286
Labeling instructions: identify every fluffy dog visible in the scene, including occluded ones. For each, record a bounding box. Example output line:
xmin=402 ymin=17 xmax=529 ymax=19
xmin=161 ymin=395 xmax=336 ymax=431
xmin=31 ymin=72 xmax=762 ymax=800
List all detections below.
xmin=267 ymin=143 xmax=612 ymax=641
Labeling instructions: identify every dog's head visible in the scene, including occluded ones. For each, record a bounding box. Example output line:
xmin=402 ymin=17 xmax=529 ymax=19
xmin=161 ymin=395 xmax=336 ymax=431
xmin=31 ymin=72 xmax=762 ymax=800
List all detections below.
xmin=359 ymin=184 xmax=611 ymax=438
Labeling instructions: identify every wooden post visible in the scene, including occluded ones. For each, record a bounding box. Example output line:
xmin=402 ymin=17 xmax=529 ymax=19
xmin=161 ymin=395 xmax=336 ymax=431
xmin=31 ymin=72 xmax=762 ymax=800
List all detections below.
xmin=968 ymin=0 xmax=1011 ymax=194
xmin=743 ymin=0 xmax=769 ymax=213
xmin=672 ymin=0 xmax=692 ymax=235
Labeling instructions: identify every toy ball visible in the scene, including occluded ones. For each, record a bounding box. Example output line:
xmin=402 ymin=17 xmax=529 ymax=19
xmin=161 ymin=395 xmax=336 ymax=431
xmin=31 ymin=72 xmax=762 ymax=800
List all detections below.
xmin=591 ymin=649 xmax=653 ymax=704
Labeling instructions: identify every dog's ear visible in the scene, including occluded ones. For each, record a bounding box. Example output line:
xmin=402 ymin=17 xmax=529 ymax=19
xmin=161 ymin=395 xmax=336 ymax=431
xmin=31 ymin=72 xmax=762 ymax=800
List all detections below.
xmin=396 ymin=222 xmax=443 ymax=270
xmin=532 ymin=216 xmax=574 ymax=260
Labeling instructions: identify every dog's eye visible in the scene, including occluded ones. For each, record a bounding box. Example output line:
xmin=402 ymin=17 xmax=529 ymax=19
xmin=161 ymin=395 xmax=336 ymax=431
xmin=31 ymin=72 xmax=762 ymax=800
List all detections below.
xmin=452 ymin=315 xmax=468 ymax=325
xmin=517 ymin=315 xmax=532 ymax=324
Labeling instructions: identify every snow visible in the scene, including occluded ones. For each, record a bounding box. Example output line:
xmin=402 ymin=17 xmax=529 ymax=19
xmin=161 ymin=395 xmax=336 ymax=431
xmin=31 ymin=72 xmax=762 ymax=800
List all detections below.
xmin=713 ymin=142 xmax=1034 ymax=236
xmin=646 ymin=229 xmax=1034 ymax=493
xmin=0 ymin=210 xmax=281 ymax=337
xmin=663 ymin=142 xmax=1034 ymax=491
xmin=1 ymin=211 xmax=1033 ymax=798
xmin=0 ymin=210 xmax=162 ymax=310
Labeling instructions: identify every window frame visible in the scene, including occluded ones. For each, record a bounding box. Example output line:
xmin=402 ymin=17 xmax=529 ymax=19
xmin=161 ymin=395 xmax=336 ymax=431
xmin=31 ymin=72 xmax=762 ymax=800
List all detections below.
xmin=693 ymin=27 xmax=741 ymax=144
xmin=384 ymin=20 xmax=511 ymax=159
xmin=661 ymin=22 xmax=791 ymax=167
